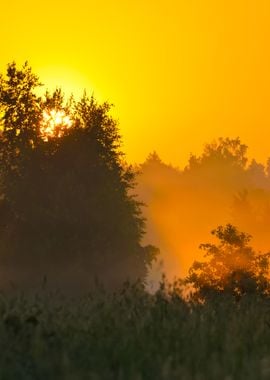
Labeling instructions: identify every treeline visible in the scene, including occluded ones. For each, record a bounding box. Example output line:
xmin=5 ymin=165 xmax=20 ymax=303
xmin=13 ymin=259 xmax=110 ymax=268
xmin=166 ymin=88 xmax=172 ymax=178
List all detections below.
xmin=136 ymin=139 xmax=270 ymax=283
xmin=0 ymin=62 xmax=158 ymax=293
xmin=1 ymin=63 xmax=270 ymax=379
xmin=1 ymin=62 xmax=270 ymax=297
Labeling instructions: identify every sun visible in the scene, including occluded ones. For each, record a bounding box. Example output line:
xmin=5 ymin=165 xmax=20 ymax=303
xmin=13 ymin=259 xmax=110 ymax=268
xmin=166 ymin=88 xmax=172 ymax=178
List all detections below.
xmin=40 ymin=109 xmax=73 ymax=141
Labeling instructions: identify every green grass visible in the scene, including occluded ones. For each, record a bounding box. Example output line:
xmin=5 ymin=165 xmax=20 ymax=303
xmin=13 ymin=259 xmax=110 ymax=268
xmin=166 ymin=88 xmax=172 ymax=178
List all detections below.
xmin=0 ymin=283 xmax=270 ymax=379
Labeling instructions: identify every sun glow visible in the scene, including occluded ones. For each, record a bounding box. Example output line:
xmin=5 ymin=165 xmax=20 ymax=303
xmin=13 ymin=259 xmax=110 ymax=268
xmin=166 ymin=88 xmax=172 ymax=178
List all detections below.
xmin=40 ymin=109 xmax=73 ymax=141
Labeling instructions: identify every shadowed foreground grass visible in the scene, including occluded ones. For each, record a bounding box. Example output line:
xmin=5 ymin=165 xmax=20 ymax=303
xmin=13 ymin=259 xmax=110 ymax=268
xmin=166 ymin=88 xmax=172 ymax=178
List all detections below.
xmin=0 ymin=283 xmax=270 ymax=379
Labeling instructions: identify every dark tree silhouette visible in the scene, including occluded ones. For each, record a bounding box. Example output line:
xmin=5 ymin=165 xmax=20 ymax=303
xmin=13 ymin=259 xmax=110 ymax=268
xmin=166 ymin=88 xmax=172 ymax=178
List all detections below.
xmin=186 ymin=137 xmax=248 ymax=170
xmin=186 ymin=224 xmax=270 ymax=301
xmin=0 ymin=62 xmax=158 ymax=293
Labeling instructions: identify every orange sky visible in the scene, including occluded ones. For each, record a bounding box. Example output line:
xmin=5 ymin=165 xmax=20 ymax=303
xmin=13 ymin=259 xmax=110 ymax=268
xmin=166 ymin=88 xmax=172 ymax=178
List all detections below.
xmin=1 ymin=0 xmax=270 ymax=166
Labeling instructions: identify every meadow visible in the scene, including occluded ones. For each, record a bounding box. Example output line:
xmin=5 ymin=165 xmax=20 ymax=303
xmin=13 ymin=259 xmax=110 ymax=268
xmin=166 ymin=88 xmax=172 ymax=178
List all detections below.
xmin=0 ymin=283 xmax=270 ymax=380
xmin=1 ymin=64 xmax=270 ymax=380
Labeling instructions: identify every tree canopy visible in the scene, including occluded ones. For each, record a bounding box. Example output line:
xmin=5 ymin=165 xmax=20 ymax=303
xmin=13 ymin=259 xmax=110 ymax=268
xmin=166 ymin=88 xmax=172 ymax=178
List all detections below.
xmin=0 ymin=62 xmax=158 ymax=293
xmin=186 ymin=224 xmax=270 ymax=301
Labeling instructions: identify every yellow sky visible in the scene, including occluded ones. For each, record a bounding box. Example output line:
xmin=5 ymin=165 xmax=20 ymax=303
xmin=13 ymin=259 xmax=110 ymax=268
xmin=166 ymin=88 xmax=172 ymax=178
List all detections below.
xmin=1 ymin=0 xmax=270 ymax=166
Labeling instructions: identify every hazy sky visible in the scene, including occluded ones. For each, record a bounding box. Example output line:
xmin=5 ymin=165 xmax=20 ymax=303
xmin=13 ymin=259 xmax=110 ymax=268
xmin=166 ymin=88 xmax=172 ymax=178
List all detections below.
xmin=1 ymin=0 xmax=270 ymax=166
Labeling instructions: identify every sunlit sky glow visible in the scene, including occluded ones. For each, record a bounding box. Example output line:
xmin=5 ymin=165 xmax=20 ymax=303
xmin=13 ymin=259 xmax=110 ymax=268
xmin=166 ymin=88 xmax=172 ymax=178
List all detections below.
xmin=1 ymin=0 xmax=270 ymax=166
xmin=40 ymin=109 xmax=73 ymax=141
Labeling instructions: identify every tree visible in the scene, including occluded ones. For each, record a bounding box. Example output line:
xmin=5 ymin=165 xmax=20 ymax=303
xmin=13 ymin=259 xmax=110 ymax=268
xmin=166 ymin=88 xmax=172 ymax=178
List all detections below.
xmin=0 ymin=62 xmax=158 ymax=293
xmin=180 ymin=138 xmax=253 ymax=210
xmin=186 ymin=224 xmax=270 ymax=301
xmin=186 ymin=137 xmax=248 ymax=171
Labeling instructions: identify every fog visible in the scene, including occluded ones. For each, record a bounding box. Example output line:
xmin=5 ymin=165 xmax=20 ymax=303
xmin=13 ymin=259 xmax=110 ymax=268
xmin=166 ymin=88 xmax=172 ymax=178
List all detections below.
xmin=135 ymin=138 xmax=270 ymax=284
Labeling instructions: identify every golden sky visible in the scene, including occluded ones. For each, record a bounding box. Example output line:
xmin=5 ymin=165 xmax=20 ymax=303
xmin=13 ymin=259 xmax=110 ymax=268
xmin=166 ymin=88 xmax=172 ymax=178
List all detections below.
xmin=1 ymin=0 xmax=270 ymax=166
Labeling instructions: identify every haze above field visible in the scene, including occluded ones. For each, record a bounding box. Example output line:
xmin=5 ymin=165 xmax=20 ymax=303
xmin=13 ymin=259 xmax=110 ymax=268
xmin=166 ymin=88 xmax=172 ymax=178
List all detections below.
xmin=1 ymin=0 xmax=270 ymax=166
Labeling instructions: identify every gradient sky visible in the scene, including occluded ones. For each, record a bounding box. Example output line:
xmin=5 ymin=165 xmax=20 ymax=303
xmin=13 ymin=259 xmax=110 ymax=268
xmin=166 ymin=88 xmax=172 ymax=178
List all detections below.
xmin=1 ymin=0 xmax=270 ymax=166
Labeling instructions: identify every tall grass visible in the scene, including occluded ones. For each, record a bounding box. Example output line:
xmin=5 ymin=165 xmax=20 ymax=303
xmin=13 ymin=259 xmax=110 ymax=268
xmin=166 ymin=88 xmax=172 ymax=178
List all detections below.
xmin=0 ymin=282 xmax=270 ymax=379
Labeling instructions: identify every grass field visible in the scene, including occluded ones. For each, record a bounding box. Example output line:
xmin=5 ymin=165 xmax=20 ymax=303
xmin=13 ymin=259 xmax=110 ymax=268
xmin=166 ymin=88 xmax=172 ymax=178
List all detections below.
xmin=0 ymin=283 xmax=270 ymax=380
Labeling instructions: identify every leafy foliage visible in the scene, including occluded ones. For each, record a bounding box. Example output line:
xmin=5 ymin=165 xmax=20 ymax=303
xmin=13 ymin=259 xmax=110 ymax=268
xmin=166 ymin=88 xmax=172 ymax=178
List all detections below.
xmin=186 ymin=224 xmax=270 ymax=301
xmin=0 ymin=62 xmax=158 ymax=292
xmin=187 ymin=137 xmax=248 ymax=171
